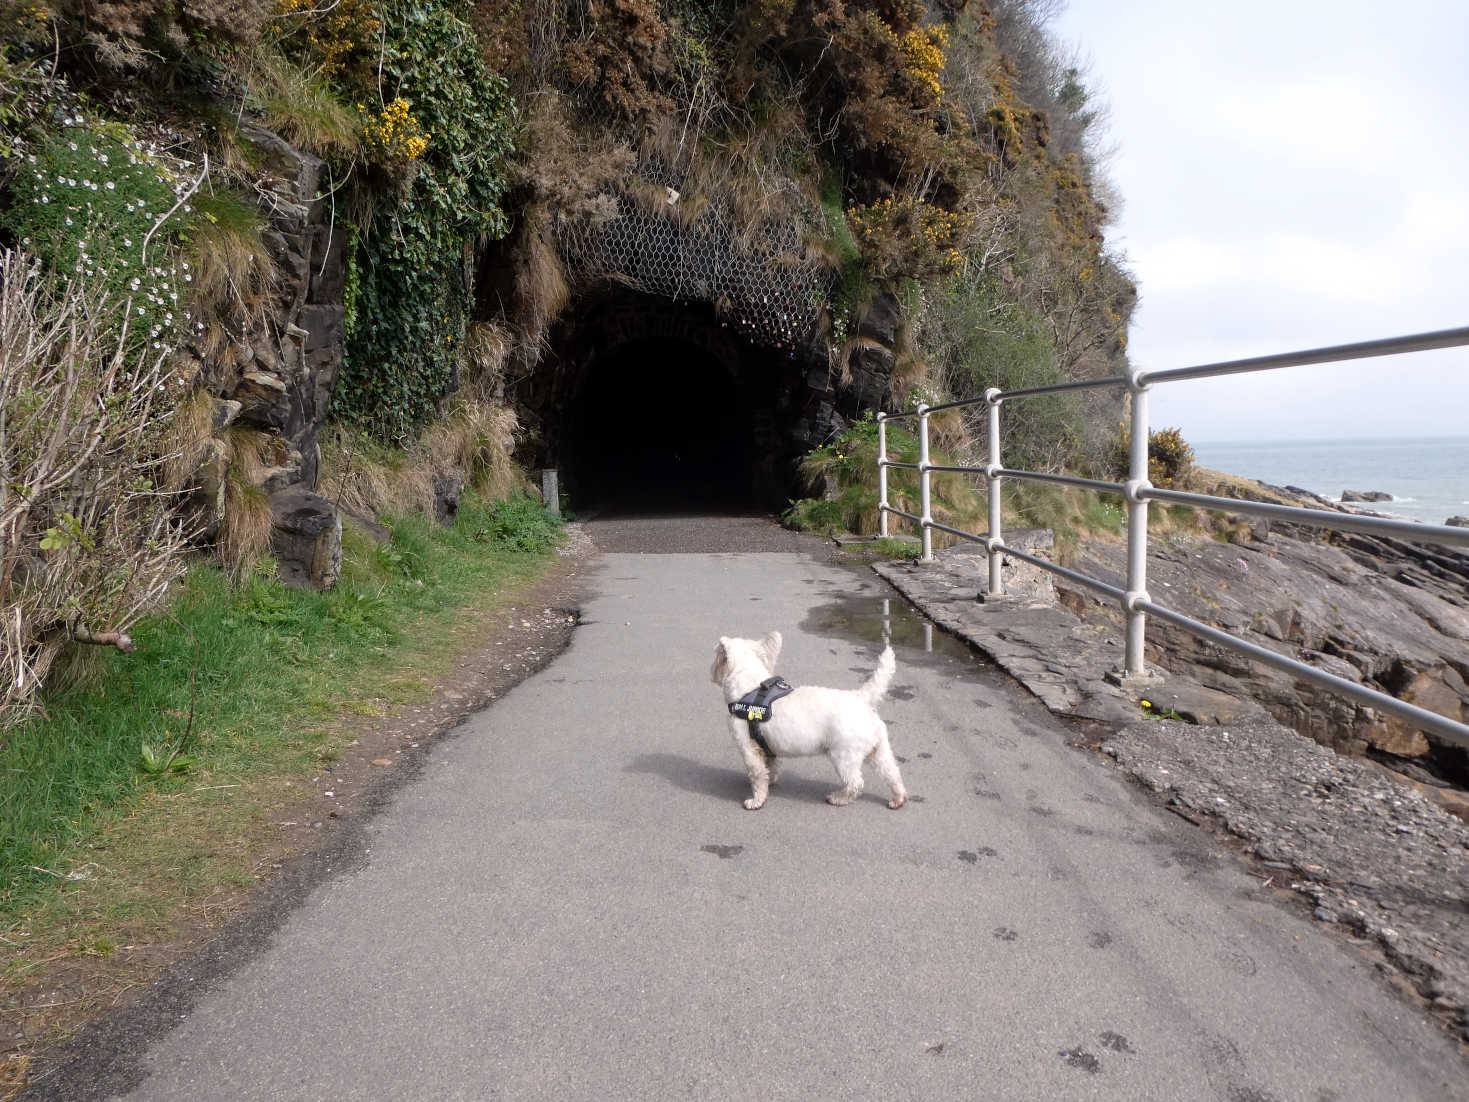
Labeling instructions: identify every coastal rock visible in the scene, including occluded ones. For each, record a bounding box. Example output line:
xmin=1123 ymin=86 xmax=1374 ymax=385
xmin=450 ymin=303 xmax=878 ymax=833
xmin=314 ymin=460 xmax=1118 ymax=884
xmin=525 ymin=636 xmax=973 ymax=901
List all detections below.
xmin=1342 ymin=490 xmax=1393 ymax=503
xmin=1447 ymin=516 xmax=1469 ymax=528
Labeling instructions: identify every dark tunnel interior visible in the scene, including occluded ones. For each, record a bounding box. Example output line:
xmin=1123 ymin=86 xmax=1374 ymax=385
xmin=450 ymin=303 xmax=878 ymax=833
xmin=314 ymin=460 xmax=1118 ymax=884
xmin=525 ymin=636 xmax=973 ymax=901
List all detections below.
xmin=561 ymin=337 xmax=777 ymax=513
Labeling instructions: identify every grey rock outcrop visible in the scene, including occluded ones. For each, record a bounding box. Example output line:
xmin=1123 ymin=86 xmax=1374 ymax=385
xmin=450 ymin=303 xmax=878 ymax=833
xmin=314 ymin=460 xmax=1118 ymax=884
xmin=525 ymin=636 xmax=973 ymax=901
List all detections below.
xmin=1342 ymin=489 xmax=1393 ymax=503
xmin=270 ymin=486 xmax=342 ymax=590
xmin=222 ymin=127 xmax=346 ymax=492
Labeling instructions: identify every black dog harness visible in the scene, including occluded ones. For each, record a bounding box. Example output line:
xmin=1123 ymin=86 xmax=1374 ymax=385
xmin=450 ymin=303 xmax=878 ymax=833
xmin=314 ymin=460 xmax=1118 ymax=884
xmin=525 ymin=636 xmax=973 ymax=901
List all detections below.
xmin=729 ymin=676 xmax=794 ymax=757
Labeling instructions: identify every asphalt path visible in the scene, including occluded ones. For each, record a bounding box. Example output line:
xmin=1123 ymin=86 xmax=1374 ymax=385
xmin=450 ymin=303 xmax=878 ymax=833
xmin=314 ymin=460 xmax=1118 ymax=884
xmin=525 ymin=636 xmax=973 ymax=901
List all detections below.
xmin=104 ymin=547 xmax=1464 ymax=1100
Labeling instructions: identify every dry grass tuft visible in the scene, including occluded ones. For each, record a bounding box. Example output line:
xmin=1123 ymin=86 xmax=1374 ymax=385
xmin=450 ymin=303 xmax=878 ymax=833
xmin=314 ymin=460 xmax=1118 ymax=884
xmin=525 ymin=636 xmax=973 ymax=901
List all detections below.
xmin=516 ymin=219 xmax=571 ymax=341
xmin=246 ymin=49 xmax=365 ymax=160
xmin=319 ymin=393 xmax=525 ymax=521
xmin=318 ymin=428 xmax=433 ymax=519
xmin=225 ymin=426 xmax=279 ymax=488
xmin=424 ymin=399 xmax=523 ymax=499
xmin=463 ymin=321 xmax=512 ymax=398
xmin=188 ymin=195 xmax=277 ymax=327
xmin=220 ymin=476 xmax=274 ymax=580
xmin=162 ymin=387 xmax=219 ymax=490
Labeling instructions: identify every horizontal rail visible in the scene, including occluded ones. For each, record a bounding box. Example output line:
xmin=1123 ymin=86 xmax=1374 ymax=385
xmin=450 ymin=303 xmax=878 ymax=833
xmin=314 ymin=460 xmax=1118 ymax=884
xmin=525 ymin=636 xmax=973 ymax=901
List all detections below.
xmin=919 ymin=396 xmax=991 ymax=414
xmin=920 ymin=522 xmax=1133 ymax=603
xmin=1139 ymin=600 xmax=1469 ymax=750
xmin=880 ymin=505 xmax=922 ymax=524
xmin=926 ymin=463 xmax=988 ymax=475
xmin=879 ymin=409 xmax=922 ymax=421
xmin=880 ymin=460 xmax=921 ymax=471
xmin=1142 ymin=487 xmax=1469 ymax=547
xmin=992 ymin=375 xmax=1128 ymax=402
xmin=999 ymin=468 xmax=1126 ymax=496
xmin=924 ymin=520 xmax=988 ymax=546
xmin=917 ymin=374 xmax=1132 ymax=416
xmin=1136 ymin=326 xmax=1469 ymax=387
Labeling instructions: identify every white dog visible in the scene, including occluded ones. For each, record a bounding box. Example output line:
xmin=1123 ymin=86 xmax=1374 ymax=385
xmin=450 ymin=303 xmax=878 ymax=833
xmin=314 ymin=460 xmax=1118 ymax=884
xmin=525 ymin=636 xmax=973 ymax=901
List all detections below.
xmin=710 ymin=631 xmax=907 ymax=811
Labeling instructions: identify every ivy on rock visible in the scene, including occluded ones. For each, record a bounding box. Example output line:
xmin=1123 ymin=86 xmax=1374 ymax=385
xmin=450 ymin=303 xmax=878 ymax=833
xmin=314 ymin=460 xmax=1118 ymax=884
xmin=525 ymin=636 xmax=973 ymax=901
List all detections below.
xmin=335 ymin=0 xmax=515 ymax=438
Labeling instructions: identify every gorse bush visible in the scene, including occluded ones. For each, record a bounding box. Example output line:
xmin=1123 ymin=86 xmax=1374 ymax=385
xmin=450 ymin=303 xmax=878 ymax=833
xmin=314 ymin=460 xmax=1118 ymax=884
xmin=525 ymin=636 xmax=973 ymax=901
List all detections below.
xmin=270 ymin=0 xmax=381 ymax=78
xmin=850 ymin=197 xmax=972 ymax=284
xmin=1109 ymin=425 xmax=1195 ymax=489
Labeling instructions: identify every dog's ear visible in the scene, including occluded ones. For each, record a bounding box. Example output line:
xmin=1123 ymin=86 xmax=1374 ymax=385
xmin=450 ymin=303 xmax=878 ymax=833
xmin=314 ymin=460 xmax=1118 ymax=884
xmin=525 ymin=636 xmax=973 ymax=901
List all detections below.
xmin=710 ymin=639 xmax=731 ymax=683
xmin=757 ymin=630 xmax=782 ymax=671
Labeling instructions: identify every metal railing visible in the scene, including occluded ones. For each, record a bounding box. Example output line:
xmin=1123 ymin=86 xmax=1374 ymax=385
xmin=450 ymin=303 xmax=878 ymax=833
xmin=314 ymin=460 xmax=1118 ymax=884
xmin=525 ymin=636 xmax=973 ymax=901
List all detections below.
xmin=875 ymin=325 xmax=1469 ymax=750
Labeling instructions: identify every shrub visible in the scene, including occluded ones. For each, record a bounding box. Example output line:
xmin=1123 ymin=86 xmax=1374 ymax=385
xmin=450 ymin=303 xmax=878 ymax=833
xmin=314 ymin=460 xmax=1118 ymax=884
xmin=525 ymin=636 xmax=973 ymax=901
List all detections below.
xmin=1 ymin=120 xmax=191 ymax=364
xmin=0 ymin=248 xmax=193 ymax=728
xmin=920 ymin=273 xmax=1086 ymax=475
xmin=269 ymin=0 xmax=382 ymax=80
xmin=782 ymin=412 xmax=986 ymax=541
xmin=1109 ymin=424 xmax=1195 ymax=489
xmin=472 ymin=493 xmax=563 ymax=553
xmin=849 ymin=197 xmax=972 ymax=284
xmin=49 ymin=0 xmax=269 ymax=72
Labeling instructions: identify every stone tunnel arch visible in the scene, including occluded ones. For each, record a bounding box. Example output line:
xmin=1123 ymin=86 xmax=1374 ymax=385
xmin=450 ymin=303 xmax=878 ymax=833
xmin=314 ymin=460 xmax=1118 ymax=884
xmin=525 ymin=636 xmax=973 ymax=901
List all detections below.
xmin=513 ymin=289 xmax=847 ymax=513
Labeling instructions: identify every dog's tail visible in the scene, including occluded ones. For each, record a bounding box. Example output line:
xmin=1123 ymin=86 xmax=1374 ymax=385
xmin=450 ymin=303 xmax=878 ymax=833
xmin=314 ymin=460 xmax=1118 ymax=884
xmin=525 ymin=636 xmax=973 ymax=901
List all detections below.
xmin=858 ymin=645 xmax=897 ymax=707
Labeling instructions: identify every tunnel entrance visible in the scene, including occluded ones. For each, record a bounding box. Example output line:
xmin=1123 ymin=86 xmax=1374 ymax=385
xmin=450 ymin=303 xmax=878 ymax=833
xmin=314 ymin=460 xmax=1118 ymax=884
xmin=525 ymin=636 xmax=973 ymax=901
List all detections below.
xmin=518 ymin=291 xmax=837 ymax=515
xmin=564 ymin=337 xmax=757 ymax=510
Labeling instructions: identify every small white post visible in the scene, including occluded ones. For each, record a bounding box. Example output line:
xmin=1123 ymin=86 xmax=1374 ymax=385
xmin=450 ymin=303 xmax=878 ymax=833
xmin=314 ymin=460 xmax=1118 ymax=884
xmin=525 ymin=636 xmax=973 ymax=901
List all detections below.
xmin=985 ymin=389 xmax=1004 ymax=598
xmin=540 ymin=468 xmax=560 ymax=517
xmin=917 ymin=404 xmax=933 ymax=562
xmin=877 ymin=413 xmax=890 ymax=539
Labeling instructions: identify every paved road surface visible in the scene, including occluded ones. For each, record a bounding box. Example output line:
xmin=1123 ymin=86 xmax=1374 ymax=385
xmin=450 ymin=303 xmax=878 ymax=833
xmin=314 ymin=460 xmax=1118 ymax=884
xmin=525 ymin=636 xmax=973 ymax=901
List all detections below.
xmin=97 ymin=547 xmax=1464 ymax=1099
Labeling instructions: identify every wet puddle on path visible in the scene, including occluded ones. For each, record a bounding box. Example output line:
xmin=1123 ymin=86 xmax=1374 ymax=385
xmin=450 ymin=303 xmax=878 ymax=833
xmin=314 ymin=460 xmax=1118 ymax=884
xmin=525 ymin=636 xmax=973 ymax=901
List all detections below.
xmin=798 ymin=567 xmax=993 ymax=672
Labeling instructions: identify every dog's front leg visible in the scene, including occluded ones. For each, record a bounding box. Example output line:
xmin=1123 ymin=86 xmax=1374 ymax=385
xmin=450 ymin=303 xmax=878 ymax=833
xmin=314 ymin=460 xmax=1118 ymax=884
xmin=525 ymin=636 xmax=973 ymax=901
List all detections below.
xmin=737 ymin=738 xmax=771 ymax=810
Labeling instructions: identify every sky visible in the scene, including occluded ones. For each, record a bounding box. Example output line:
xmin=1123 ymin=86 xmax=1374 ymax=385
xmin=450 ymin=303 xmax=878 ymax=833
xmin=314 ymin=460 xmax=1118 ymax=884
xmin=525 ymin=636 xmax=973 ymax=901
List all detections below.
xmin=1049 ymin=0 xmax=1469 ymax=442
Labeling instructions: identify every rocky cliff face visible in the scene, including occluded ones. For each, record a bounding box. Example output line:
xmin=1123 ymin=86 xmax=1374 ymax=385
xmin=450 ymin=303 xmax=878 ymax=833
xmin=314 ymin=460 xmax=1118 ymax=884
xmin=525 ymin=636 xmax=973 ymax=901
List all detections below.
xmin=178 ymin=126 xmax=347 ymax=587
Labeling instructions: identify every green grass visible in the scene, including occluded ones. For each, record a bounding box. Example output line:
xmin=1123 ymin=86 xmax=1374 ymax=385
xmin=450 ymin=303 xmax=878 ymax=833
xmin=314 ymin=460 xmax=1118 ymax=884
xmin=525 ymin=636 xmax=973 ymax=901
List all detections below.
xmin=0 ymin=492 xmax=561 ymax=916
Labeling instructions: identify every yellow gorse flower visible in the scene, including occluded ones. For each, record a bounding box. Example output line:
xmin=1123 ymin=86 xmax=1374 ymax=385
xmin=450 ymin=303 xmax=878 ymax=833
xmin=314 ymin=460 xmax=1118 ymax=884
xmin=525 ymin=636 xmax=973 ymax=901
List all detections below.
xmin=900 ymin=25 xmax=948 ymax=103
xmin=363 ymin=98 xmax=430 ymax=164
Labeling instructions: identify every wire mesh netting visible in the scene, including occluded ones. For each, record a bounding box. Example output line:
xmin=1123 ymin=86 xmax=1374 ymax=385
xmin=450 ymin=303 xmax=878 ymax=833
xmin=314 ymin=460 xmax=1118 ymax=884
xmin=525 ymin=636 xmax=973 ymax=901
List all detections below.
xmin=551 ymin=161 xmax=837 ymax=359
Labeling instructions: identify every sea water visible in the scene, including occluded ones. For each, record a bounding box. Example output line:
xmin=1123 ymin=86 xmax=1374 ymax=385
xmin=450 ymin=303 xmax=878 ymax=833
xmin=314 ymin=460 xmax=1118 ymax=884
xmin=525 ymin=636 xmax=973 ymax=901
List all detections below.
xmin=1191 ymin=437 xmax=1469 ymax=527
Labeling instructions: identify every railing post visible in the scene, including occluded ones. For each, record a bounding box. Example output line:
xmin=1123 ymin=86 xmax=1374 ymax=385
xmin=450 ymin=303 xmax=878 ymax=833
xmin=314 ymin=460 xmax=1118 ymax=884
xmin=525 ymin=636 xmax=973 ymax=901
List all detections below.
xmin=876 ymin=413 xmax=890 ymax=539
xmin=917 ymin=403 xmax=933 ymax=562
xmin=1122 ymin=369 xmax=1155 ymax=681
xmin=985 ymin=388 xmax=1004 ymax=598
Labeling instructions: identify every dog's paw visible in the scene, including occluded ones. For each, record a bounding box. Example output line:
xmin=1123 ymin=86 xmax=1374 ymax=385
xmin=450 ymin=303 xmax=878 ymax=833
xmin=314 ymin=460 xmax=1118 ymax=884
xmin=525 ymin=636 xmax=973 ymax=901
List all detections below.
xmin=888 ymin=794 xmax=908 ymax=810
xmin=743 ymin=797 xmax=766 ymax=810
xmin=826 ymin=792 xmax=854 ymax=807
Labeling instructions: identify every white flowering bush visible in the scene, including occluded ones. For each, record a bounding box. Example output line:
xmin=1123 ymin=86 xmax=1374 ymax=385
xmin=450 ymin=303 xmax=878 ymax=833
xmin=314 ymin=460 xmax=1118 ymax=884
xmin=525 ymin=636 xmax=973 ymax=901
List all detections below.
xmin=1 ymin=117 xmax=194 ymax=363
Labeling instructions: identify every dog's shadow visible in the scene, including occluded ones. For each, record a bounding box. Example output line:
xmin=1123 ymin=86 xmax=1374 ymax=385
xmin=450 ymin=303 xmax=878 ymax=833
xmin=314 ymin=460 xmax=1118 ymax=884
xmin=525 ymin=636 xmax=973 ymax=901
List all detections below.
xmin=625 ymin=753 xmax=839 ymax=804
